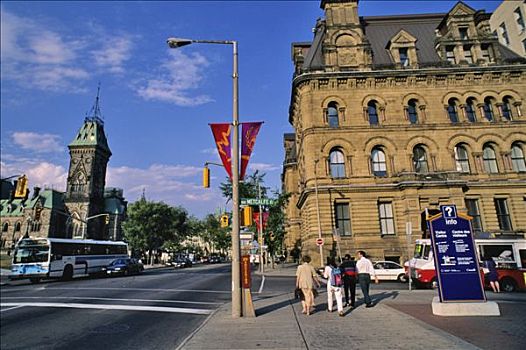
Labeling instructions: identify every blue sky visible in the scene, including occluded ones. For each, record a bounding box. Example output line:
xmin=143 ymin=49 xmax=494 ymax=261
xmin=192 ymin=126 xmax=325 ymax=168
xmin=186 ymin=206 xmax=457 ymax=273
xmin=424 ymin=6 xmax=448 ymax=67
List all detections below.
xmin=1 ymin=0 xmax=502 ymax=217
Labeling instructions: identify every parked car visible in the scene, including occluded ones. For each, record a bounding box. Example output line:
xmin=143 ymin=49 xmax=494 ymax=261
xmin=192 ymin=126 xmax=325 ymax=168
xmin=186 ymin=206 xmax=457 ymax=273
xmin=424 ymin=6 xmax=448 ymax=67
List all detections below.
xmin=209 ymin=256 xmax=221 ymax=264
xmin=172 ymin=257 xmax=192 ymax=268
xmin=103 ymin=258 xmax=143 ymax=277
xmin=373 ymin=261 xmax=408 ymax=282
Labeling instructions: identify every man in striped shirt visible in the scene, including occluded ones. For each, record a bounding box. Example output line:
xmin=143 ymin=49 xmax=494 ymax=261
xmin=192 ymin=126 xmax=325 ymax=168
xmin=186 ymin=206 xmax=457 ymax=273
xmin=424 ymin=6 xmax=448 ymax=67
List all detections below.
xmin=356 ymin=250 xmax=379 ymax=308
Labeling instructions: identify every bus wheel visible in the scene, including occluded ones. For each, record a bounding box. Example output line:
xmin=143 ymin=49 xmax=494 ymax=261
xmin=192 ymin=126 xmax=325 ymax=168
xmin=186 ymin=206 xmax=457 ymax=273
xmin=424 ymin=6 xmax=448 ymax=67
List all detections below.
xmin=62 ymin=265 xmax=74 ymax=281
xmin=501 ymin=277 xmax=516 ymax=293
xmin=30 ymin=278 xmax=41 ymax=284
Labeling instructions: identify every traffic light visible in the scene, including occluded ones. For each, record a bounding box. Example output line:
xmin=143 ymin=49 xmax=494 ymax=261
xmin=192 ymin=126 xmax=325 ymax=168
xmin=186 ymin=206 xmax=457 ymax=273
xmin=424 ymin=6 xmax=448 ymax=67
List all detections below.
xmin=105 ymin=214 xmax=110 ymax=225
xmin=203 ymin=166 xmax=210 ymax=188
xmin=34 ymin=207 xmax=43 ymax=221
xmin=243 ymin=206 xmax=253 ymax=226
xmin=220 ymin=214 xmax=229 ymax=228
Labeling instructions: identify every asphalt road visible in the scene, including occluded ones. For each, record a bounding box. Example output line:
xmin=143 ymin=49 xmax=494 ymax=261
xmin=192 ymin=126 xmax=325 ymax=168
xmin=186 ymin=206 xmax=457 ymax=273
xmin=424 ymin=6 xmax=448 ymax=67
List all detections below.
xmin=1 ymin=263 xmax=257 ymax=350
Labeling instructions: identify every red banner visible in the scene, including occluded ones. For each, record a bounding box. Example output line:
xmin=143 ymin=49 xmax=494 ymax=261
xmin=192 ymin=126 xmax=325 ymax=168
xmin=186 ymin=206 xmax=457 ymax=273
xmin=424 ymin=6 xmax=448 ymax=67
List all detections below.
xmin=209 ymin=123 xmax=232 ymax=179
xmin=253 ymin=211 xmax=270 ymax=232
xmin=240 ymin=122 xmax=263 ymax=179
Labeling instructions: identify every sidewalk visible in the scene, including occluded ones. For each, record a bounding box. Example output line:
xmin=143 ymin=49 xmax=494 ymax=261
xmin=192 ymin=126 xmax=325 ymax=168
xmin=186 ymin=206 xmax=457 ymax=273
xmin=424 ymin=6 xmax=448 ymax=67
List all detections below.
xmin=178 ymin=263 xmax=480 ymax=350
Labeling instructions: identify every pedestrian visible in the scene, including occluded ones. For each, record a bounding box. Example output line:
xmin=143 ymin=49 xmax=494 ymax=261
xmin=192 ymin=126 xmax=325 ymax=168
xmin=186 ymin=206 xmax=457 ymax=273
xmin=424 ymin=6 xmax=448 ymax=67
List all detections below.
xmin=339 ymin=254 xmax=357 ymax=308
xmin=482 ymin=255 xmax=500 ymax=293
xmin=356 ymin=250 xmax=379 ymax=308
xmin=323 ymin=257 xmax=345 ymax=316
xmin=296 ymin=255 xmax=321 ymax=315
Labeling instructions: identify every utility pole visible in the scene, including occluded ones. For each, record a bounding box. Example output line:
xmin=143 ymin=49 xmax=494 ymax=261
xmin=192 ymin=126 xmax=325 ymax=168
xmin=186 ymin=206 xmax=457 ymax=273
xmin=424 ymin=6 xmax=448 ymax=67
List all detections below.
xmin=258 ymin=180 xmax=264 ymax=274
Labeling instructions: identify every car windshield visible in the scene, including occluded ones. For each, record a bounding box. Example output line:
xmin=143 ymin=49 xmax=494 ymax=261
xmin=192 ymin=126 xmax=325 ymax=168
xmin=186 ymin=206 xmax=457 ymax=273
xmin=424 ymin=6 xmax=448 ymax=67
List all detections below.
xmin=13 ymin=245 xmax=50 ymax=264
xmin=110 ymin=259 xmax=126 ymax=266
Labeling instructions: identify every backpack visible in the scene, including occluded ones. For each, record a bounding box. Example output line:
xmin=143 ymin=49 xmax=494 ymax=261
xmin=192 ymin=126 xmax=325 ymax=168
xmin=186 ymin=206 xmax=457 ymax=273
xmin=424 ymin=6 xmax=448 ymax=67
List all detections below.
xmin=330 ymin=267 xmax=343 ymax=287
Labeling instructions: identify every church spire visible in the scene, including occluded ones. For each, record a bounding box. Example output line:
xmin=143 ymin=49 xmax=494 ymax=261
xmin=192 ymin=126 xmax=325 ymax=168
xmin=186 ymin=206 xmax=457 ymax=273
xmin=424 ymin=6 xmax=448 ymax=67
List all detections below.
xmin=86 ymin=83 xmax=104 ymax=125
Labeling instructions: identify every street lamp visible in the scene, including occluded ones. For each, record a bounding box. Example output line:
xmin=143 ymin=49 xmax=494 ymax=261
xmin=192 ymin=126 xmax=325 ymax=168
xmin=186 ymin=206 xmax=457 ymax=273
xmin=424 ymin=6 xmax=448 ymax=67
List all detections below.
xmin=167 ymin=37 xmax=242 ymax=318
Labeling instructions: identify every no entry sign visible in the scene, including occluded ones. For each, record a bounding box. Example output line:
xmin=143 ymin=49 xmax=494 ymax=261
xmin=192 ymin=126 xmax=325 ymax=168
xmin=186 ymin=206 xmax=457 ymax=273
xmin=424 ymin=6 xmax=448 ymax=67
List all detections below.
xmin=316 ymin=238 xmax=324 ymax=246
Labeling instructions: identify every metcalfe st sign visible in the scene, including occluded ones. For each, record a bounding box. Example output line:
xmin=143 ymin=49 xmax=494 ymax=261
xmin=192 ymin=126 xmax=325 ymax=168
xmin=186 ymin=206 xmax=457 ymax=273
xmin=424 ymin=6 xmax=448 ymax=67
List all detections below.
xmin=427 ymin=205 xmax=485 ymax=303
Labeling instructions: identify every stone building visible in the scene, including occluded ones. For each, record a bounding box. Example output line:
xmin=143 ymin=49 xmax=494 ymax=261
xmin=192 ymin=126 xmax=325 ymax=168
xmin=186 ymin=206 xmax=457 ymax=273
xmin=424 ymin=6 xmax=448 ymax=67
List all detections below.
xmin=282 ymin=0 xmax=526 ymax=267
xmin=0 ymin=95 xmax=127 ymax=249
xmin=490 ymin=0 xmax=526 ymax=57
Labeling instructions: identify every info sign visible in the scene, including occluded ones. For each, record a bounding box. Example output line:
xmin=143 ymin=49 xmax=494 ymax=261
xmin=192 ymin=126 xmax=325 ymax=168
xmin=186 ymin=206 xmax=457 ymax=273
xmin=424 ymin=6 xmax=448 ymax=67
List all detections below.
xmin=427 ymin=205 xmax=485 ymax=303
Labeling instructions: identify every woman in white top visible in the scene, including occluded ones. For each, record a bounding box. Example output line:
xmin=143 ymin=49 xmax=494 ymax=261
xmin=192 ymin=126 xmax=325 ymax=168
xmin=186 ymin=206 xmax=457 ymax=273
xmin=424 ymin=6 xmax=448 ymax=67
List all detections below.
xmin=323 ymin=257 xmax=344 ymax=316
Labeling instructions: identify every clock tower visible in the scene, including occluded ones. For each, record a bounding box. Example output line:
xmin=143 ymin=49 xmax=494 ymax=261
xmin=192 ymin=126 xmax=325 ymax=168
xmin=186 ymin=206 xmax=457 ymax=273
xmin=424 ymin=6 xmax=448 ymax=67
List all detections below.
xmin=65 ymin=91 xmax=111 ymax=239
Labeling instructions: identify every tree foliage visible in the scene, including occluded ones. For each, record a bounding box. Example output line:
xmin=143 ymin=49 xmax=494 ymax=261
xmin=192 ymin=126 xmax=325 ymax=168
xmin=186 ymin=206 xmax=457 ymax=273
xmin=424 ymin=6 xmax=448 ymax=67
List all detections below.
xmin=123 ymin=198 xmax=189 ymax=260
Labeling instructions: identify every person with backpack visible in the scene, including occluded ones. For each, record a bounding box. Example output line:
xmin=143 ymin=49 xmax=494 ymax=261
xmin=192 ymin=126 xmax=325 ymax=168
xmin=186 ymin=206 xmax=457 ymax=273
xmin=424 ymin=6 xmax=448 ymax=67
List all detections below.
xmin=323 ymin=257 xmax=344 ymax=316
xmin=339 ymin=254 xmax=357 ymax=308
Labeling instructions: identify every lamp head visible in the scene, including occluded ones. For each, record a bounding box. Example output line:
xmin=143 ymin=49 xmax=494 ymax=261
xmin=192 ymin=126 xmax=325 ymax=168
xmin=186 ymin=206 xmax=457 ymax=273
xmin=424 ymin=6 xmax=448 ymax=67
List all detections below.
xmin=167 ymin=37 xmax=193 ymax=48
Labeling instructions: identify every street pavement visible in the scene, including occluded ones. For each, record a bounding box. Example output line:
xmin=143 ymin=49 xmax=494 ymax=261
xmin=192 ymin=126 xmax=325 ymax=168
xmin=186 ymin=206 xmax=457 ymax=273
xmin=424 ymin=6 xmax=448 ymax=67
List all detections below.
xmin=0 ymin=263 xmax=240 ymax=350
xmin=2 ymin=262 xmax=525 ymax=349
xmin=179 ymin=263 xmax=526 ymax=350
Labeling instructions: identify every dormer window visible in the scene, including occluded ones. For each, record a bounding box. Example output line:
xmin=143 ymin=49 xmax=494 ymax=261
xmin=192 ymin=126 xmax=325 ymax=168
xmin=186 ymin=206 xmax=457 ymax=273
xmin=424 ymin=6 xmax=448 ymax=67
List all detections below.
xmin=481 ymin=44 xmax=493 ymax=62
xmin=459 ymin=27 xmax=469 ymax=40
xmin=514 ymin=7 xmax=525 ymax=33
xmin=499 ymin=23 xmax=510 ymax=46
xmin=399 ymin=48 xmax=409 ymax=66
xmin=387 ymin=29 xmax=417 ymax=68
xmin=463 ymin=45 xmax=473 ymax=64
xmin=446 ymin=46 xmax=456 ymax=64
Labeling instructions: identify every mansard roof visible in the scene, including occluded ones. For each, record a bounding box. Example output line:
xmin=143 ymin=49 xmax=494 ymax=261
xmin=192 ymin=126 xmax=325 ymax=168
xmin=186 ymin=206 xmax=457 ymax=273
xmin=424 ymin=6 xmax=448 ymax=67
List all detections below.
xmin=69 ymin=117 xmax=111 ymax=155
xmin=298 ymin=10 xmax=525 ymax=72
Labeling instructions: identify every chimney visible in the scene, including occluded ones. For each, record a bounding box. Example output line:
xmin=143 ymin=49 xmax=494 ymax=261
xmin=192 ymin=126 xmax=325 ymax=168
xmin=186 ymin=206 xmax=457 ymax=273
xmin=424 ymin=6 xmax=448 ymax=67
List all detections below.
xmin=32 ymin=187 xmax=41 ymax=199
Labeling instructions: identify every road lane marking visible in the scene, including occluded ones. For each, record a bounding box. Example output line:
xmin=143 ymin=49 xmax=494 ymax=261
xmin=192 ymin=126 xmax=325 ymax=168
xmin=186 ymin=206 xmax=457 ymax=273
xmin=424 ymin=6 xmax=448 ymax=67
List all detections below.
xmin=257 ymin=275 xmax=265 ymax=294
xmin=0 ymin=302 xmax=213 ymax=315
xmin=0 ymin=305 xmax=25 ymax=313
xmin=2 ymin=296 xmax=222 ymax=306
xmin=42 ymin=287 xmax=231 ymax=294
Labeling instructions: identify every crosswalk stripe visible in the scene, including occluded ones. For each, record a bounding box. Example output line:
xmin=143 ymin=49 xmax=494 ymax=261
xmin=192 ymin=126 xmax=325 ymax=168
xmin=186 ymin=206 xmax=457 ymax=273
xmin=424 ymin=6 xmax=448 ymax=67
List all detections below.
xmin=0 ymin=302 xmax=213 ymax=315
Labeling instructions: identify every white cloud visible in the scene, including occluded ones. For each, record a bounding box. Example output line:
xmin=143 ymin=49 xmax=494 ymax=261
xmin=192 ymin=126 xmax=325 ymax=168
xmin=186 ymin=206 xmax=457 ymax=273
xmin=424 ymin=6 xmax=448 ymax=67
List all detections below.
xmin=0 ymin=8 xmax=89 ymax=92
xmin=248 ymin=162 xmax=281 ymax=172
xmin=0 ymin=159 xmax=67 ymax=191
xmin=91 ymin=36 xmax=132 ymax=74
xmin=136 ymin=50 xmax=213 ymax=106
xmin=12 ymin=132 xmax=63 ymax=153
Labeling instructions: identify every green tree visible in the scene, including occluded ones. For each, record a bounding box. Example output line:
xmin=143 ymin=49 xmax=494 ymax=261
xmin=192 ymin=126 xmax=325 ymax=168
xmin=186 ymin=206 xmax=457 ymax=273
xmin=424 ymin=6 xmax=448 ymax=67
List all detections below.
xmin=123 ymin=198 xmax=189 ymax=264
xmin=219 ymin=171 xmax=289 ymax=260
xmin=200 ymin=214 xmax=231 ymax=256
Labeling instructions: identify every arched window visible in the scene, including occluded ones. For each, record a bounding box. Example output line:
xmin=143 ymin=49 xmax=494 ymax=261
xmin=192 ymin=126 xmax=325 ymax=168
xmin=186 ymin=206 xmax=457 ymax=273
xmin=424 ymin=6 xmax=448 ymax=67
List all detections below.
xmin=502 ymin=96 xmax=513 ymax=121
xmin=413 ymin=145 xmax=428 ymax=173
xmin=483 ymin=97 xmax=495 ymax=122
xmin=447 ymin=98 xmax=459 ymax=123
xmin=371 ymin=147 xmax=387 ymax=176
xmin=329 ymin=149 xmax=346 ymax=178
xmin=511 ymin=143 xmax=526 ymax=172
xmin=454 ymin=144 xmax=470 ymax=173
xmin=465 ymin=97 xmax=477 ymax=122
xmin=15 ymin=222 xmax=21 ymax=232
xmin=407 ymin=99 xmax=419 ymax=124
xmin=2 ymin=223 xmax=8 ymax=232
xmin=368 ymin=100 xmax=379 ymax=125
xmin=482 ymin=144 xmax=499 ymax=173
xmin=327 ymin=102 xmax=339 ymax=128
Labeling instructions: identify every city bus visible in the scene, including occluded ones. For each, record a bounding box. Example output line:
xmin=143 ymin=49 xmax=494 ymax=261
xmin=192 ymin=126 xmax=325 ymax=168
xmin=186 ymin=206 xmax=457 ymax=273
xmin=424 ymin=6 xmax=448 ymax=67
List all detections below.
xmin=406 ymin=238 xmax=526 ymax=292
xmin=9 ymin=237 xmax=128 ymax=283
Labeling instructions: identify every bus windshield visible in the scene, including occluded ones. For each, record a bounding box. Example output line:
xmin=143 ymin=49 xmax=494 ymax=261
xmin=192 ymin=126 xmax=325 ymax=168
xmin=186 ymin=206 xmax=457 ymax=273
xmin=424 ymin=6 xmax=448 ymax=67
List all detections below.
xmin=13 ymin=244 xmax=50 ymax=264
xmin=414 ymin=243 xmax=431 ymax=260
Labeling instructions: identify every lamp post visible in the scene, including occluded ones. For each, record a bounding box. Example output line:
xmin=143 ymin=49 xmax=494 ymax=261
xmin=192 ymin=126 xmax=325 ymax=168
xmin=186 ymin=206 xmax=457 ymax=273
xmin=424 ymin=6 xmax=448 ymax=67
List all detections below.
xmin=167 ymin=37 xmax=242 ymax=318
xmin=314 ymin=159 xmax=324 ymax=268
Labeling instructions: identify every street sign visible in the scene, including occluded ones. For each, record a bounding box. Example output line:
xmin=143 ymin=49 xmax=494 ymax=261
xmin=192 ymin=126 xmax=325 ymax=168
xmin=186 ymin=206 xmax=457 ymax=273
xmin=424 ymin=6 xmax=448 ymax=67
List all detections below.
xmin=240 ymin=233 xmax=253 ymax=240
xmin=316 ymin=238 xmax=324 ymax=246
xmin=428 ymin=205 xmax=485 ymax=303
xmin=241 ymin=198 xmax=277 ymax=206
